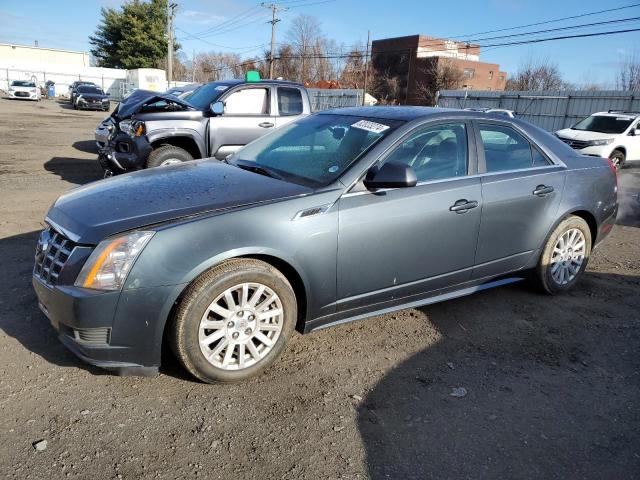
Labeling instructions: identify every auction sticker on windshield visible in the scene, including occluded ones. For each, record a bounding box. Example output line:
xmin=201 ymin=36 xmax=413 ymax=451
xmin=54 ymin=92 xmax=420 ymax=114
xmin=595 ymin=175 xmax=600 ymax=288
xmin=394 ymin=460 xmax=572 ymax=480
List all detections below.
xmin=351 ymin=120 xmax=390 ymax=134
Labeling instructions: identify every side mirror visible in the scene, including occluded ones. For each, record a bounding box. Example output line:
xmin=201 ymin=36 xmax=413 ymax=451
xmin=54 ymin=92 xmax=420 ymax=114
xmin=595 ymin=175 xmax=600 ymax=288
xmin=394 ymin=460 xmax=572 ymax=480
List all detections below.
xmin=630 ymin=128 xmax=639 ymax=136
xmin=363 ymin=162 xmax=418 ymax=190
xmin=211 ymin=101 xmax=224 ymax=115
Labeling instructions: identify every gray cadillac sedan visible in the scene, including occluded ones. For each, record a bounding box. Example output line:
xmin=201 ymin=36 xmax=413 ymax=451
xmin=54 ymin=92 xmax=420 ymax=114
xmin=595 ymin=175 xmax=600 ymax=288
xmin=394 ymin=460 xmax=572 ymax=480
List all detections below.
xmin=33 ymin=107 xmax=618 ymax=383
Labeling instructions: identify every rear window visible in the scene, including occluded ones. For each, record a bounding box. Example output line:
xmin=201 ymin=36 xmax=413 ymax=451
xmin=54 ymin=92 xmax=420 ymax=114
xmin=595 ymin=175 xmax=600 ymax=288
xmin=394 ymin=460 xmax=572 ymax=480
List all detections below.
xmin=278 ymin=87 xmax=303 ymax=116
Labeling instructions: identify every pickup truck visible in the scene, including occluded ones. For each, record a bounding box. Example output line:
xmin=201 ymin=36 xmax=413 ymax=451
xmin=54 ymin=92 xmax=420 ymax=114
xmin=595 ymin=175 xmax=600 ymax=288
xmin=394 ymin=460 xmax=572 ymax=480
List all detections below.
xmin=97 ymin=76 xmax=311 ymax=174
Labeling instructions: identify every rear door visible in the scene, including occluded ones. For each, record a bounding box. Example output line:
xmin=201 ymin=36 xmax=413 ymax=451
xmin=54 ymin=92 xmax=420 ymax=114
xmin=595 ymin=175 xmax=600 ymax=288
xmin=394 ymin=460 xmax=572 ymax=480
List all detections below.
xmin=472 ymin=121 xmax=566 ymax=279
xmin=209 ymin=85 xmax=277 ymax=159
xmin=274 ymin=86 xmax=306 ymax=128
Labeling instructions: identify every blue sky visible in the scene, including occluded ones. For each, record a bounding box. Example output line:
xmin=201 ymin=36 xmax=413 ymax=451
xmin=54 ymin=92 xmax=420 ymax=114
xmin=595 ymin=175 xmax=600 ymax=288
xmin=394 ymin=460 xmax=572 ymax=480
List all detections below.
xmin=0 ymin=0 xmax=638 ymax=86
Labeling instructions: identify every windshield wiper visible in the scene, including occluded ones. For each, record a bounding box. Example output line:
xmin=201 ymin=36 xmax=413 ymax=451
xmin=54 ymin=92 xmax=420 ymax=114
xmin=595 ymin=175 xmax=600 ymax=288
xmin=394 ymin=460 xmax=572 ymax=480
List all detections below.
xmin=232 ymin=159 xmax=285 ymax=181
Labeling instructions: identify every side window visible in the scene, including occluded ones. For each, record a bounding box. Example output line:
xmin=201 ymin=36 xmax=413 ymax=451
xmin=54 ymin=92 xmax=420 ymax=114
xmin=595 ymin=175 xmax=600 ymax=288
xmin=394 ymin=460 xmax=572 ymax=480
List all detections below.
xmin=479 ymin=124 xmax=547 ymax=173
xmin=224 ymin=88 xmax=269 ymax=115
xmin=278 ymin=87 xmax=303 ymax=116
xmin=383 ymin=123 xmax=468 ymax=182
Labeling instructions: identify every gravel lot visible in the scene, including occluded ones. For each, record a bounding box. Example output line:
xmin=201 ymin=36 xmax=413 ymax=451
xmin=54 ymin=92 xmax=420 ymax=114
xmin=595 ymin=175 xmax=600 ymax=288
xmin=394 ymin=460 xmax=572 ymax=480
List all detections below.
xmin=0 ymin=98 xmax=639 ymax=480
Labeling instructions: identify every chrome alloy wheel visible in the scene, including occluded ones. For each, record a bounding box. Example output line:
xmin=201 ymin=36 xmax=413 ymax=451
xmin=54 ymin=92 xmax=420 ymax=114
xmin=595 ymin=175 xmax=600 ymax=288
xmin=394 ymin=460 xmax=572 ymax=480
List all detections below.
xmin=198 ymin=283 xmax=284 ymax=370
xmin=550 ymin=228 xmax=586 ymax=286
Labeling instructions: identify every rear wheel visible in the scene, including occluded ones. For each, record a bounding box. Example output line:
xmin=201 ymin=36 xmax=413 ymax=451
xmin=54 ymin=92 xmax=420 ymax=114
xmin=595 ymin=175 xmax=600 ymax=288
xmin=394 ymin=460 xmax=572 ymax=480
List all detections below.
xmin=534 ymin=216 xmax=592 ymax=294
xmin=609 ymin=149 xmax=625 ymax=170
xmin=169 ymin=259 xmax=297 ymax=383
xmin=146 ymin=145 xmax=193 ymax=168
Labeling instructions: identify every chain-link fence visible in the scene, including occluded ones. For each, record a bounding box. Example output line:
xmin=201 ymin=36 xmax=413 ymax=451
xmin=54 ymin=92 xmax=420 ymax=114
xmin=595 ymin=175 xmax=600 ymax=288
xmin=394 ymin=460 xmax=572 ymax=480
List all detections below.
xmin=1 ymin=68 xmax=127 ymax=100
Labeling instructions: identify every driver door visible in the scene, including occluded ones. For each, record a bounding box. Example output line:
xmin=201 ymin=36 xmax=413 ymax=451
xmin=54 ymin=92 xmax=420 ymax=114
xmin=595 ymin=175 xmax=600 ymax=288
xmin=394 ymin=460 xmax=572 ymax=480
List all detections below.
xmin=209 ymin=86 xmax=277 ymax=159
xmin=336 ymin=121 xmax=482 ymax=312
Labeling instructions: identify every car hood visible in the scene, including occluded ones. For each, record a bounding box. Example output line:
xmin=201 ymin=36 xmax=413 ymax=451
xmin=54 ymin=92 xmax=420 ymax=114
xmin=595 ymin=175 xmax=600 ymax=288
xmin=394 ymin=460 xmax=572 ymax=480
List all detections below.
xmin=114 ymin=90 xmax=194 ymax=119
xmin=11 ymin=86 xmax=35 ymax=91
xmin=47 ymin=160 xmax=313 ymax=244
xmin=555 ymin=128 xmax=619 ymax=140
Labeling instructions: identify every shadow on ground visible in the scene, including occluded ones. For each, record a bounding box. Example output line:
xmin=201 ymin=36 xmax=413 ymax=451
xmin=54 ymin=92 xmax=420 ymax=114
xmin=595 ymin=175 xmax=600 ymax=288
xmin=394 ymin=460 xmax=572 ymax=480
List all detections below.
xmin=357 ymin=272 xmax=640 ymax=480
xmin=44 ymin=157 xmax=103 ymax=185
xmin=0 ymin=231 xmax=106 ymax=375
xmin=73 ymin=140 xmax=99 ymax=155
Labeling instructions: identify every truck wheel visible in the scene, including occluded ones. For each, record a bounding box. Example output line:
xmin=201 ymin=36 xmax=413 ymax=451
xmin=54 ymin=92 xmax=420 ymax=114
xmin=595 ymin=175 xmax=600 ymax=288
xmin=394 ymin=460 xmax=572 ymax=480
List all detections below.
xmin=609 ymin=149 xmax=625 ymax=170
xmin=169 ymin=259 xmax=297 ymax=383
xmin=146 ymin=145 xmax=193 ymax=168
xmin=533 ymin=215 xmax=592 ymax=295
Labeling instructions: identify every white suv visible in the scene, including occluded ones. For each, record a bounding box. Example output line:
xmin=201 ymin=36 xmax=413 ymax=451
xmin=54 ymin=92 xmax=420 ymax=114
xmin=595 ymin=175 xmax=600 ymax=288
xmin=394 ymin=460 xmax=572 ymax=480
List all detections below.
xmin=555 ymin=111 xmax=640 ymax=169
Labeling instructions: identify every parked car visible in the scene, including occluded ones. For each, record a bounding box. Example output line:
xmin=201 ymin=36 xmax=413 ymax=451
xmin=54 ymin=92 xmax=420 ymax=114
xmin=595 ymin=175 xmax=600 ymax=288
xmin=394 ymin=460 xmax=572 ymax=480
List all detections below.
xmin=165 ymin=83 xmax=201 ymax=99
xmin=96 ymin=75 xmax=311 ymax=174
xmin=73 ymin=85 xmax=110 ymax=111
xmin=464 ymin=107 xmax=515 ymax=118
xmin=33 ymin=107 xmax=618 ymax=382
xmin=69 ymin=81 xmax=97 ymax=105
xmin=7 ymin=80 xmax=40 ymax=101
xmin=555 ymin=110 xmax=640 ymax=169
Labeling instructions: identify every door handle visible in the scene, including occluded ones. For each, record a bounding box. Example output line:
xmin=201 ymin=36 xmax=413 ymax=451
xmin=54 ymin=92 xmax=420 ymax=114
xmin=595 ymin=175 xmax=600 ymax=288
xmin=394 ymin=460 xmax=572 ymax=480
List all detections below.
xmin=533 ymin=185 xmax=554 ymax=197
xmin=259 ymin=122 xmax=274 ymax=128
xmin=449 ymin=199 xmax=479 ymax=213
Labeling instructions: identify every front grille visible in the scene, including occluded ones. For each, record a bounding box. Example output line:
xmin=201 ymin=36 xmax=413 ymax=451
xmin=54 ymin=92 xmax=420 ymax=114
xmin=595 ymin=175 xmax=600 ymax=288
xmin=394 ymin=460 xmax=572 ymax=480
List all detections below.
xmin=34 ymin=227 xmax=77 ymax=286
xmin=559 ymin=138 xmax=590 ymax=150
xmin=73 ymin=327 xmax=111 ymax=345
xmin=15 ymin=91 xmax=29 ymax=97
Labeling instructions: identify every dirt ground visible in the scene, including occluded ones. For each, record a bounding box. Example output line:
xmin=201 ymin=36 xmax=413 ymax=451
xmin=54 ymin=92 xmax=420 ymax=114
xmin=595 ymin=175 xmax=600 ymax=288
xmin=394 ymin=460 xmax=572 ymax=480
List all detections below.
xmin=0 ymin=98 xmax=638 ymax=480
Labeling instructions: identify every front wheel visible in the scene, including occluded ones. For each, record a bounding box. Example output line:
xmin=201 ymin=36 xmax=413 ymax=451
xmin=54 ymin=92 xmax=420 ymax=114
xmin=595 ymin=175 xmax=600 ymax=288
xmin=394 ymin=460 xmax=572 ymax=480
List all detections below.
xmin=146 ymin=145 xmax=193 ymax=168
xmin=169 ymin=259 xmax=297 ymax=383
xmin=534 ymin=216 xmax=592 ymax=294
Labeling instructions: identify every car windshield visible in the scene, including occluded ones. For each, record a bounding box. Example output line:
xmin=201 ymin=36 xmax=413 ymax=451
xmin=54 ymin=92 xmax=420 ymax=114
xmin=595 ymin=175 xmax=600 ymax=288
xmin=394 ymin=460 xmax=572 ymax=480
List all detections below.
xmin=229 ymin=114 xmax=404 ymax=188
xmin=183 ymin=82 xmax=232 ymax=110
xmin=12 ymin=81 xmax=35 ymax=87
xmin=572 ymin=115 xmax=633 ymax=134
xmin=77 ymin=86 xmax=104 ymax=95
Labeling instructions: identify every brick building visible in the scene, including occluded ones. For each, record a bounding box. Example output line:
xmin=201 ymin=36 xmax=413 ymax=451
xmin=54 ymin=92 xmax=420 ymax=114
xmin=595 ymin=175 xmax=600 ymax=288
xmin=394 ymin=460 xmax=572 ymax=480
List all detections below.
xmin=371 ymin=35 xmax=507 ymax=105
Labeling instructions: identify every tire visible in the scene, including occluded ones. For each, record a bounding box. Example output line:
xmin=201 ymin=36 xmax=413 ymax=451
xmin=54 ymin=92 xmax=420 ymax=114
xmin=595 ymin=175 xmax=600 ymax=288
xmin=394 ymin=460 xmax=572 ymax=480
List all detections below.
xmin=609 ymin=149 xmax=625 ymax=170
xmin=169 ymin=259 xmax=297 ymax=383
xmin=534 ymin=215 xmax=592 ymax=294
xmin=146 ymin=145 xmax=193 ymax=168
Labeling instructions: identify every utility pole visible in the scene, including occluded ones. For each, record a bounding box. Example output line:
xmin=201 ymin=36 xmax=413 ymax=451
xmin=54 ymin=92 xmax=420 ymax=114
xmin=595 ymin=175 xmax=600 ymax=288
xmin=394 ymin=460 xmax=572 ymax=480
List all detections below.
xmin=167 ymin=2 xmax=177 ymax=86
xmin=261 ymin=3 xmax=288 ymax=79
xmin=192 ymin=48 xmax=196 ymax=82
xmin=362 ymin=30 xmax=370 ymax=106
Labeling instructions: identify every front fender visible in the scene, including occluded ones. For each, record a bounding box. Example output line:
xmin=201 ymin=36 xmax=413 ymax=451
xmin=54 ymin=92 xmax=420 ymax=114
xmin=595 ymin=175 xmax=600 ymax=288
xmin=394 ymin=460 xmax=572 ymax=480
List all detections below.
xmin=146 ymin=128 xmax=206 ymax=157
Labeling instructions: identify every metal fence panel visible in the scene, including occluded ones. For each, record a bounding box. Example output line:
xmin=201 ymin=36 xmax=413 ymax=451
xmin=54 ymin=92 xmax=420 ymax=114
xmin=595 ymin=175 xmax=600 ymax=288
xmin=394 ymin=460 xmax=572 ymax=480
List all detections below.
xmin=307 ymin=88 xmax=363 ymax=111
xmin=436 ymin=90 xmax=640 ymax=131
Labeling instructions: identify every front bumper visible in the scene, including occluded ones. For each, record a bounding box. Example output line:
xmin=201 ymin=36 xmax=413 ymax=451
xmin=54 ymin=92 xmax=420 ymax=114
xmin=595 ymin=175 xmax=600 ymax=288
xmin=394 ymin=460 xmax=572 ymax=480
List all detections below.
xmin=8 ymin=91 xmax=38 ymax=100
xmin=98 ymin=132 xmax=152 ymax=174
xmin=32 ymin=274 xmax=178 ymax=375
xmin=78 ymin=100 xmax=110 ymax=110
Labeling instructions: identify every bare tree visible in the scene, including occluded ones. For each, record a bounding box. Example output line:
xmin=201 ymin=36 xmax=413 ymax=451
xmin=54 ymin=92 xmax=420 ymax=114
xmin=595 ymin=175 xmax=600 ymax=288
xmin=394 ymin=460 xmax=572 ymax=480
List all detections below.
xmin=412 ymin=58 xmax=464 ymax=105
xmin=505 ymin=56 xmax=571 ymax=91
xmin=286 ymin=14 xmax=324 ymax=83
xmin=616 ymin=51 xmax=640 ymax=91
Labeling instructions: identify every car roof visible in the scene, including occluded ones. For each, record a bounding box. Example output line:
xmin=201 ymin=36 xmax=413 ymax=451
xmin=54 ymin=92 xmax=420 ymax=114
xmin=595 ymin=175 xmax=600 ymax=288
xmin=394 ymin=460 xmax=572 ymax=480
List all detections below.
xmin=592 ymin=111 xmax=640 ymax=119
xmin=319 ymin=106 xmax=454 ymax=121
xmin=204 ymin=79 xmax=305 ymax=88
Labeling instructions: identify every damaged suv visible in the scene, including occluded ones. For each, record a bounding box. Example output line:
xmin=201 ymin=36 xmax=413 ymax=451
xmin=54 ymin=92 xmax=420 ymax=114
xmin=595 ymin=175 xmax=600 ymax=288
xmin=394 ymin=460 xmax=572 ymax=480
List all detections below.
xmin=97 ymin=75 xmax=311 ymax=174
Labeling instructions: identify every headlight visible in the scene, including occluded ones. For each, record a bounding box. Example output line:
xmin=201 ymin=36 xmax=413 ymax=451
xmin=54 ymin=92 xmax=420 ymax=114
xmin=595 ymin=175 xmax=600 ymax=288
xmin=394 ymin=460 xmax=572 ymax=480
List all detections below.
xmin=588 ymin=138 xmax=614 ymax=146
xmin=77 ymin=95 xmax=85 ymax=102
xmin=119 ymin=119 xmax=145 ymax=137
xmin=75 ymin=231 xmax=154 ymax=290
